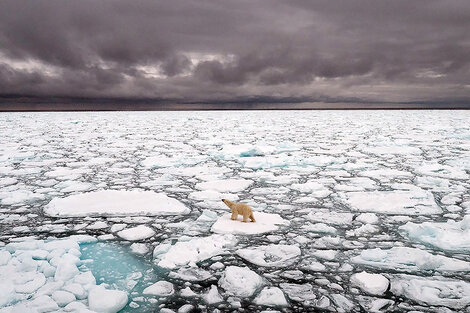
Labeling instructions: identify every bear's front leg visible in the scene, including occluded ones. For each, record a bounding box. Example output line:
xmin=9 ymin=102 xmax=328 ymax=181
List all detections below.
xmin=231 ymin=210 xmax=238 ymax=220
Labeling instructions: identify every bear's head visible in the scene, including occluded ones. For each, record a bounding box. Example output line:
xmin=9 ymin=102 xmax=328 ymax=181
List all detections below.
xmin=221 ymin=199 xmax=233 ymax=208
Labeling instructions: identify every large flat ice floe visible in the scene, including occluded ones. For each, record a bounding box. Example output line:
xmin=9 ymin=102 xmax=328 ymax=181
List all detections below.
xmin=391 ymin=274 xmax=470 ymax=309
xmin=45 ymin=190 xmax=190 ymax=217
xmin=341 ymin=190 xmax=441 ymax=215
xmin=351 ymin=247 xmax=470 ymax=272
xmin=399 ymin=216 xmax=470 ymax=252
xmin=211 ymin=212 xmax=289 ymax=235
xmin=195 ymin=179 xmax=253 ymax=193
xmin=153 ymin=234 xmax=236 ymax=269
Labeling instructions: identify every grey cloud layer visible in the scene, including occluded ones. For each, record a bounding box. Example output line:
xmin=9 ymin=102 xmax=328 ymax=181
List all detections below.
xmin=0 ymin=0 xmax=469 ymax=102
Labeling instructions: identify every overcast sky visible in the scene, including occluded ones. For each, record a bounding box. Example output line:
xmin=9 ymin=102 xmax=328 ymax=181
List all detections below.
xmin=0 ymin=0 xmax=469 ymax=104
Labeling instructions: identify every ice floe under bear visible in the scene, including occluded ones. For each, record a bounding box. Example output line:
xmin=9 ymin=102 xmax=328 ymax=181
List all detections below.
xmin=211 ymin=212 xmax=289 ymax=235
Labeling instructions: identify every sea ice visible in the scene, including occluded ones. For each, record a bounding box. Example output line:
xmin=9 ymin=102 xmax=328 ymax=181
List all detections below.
xmin=280 ymin=283 xmax=316 ymax=302
xmin=45 ymin=190 xmax=190 ymax=216
xmin=290 ymin=182 xmax=331 ymax=198
xmin=204 ymin=285 xmax=224 ymax=304
xmin=154 ymin=234 xmax=236 ymax=269
xmin=342 ymin=190 xmax=441 ymax=215
xmin=169 ymin=267 xmax=212 ymax=282
xmin=117 ymin=225 xmax=155 ymax=241
xmin=302 ymin=223 xmax=337 ymax=234
xmin=351 ymin=247 xmax=470 ymax=272
xmin=350 ymin=271 xmax=389 ymax=295
xmin=195 ymin=179 xmax=253 ymax=192
xmin=142 ymin=281 xmax=174 ymax=297
xmin=307 ymin=210 xmax=353 ymax=225
xmin=399 ymin=216 xmax=470 ymax=252
xmin=218 ymin=266 xmax=264 ymax=297
xmin=0 ymin=236 xmax=127 ymax=313
xmin=391 ymin=275 xmax=470 ymax=309
xmin=211 ymin=212 xmax=289 ymax=235
xmin=355 ymin=213 xmax=379 ymax=224
xmin=254 ymin=287 xmax=288 ymax=306
xmin=88 ymin=285 xmax=128 ymax=313
xmin=236 ymin=245 xmax=301 ymax=267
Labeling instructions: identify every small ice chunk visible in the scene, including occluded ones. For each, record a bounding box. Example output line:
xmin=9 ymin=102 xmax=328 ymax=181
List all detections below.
xmin=169 ymin=267 xmax=213 ymax=282
xmin=350 ymin=271 xmax=389 ymax=295
xmin=236 ymin=245 xmax=301 ymax=267
xmin=254 ymin=287 xmax=288 ymax=307
xmin=51 ymin=290 xmax=76 ymax=307
xmin=355 ymin=213 xmax=379 ymax=224
xmin=130 ymin=243 xmax=149 ymax=255
xmin=346 ymin=224 xmax=379 ymax=237
xmin=204 ymin=285 xmax=223 ymax=304
xmin=280 ymin=283 xmax=316 ymax=302
xmin=63 ymin=283 xmax=87 ymax=300
xmin=15 ymin=273 xmax=46 ymax=293
xmin=307 ymin=210 xmax=353 ymax=225
xmin=178 ymin=304 xmax=195 ymax=313
xmin=218 ymin=266 xmax=264 ymax=297
xmin=110 ymin=224 xmax=127 ymax=233
xmin=290 ymin=182 xmax=331 ymax=198
xmin=55 ymin=259 xmax=79 ymax=282
xmin=143 ymin=281 xmax=174 ymax=296
xmin=312 ymin=250 xmax=337 ymax=261
xmin=180 ymin=287 xmax=198 ymax=298
xmin=88 ymin=285 xmax=128 ymax=313
xmin=117 ymin=225 xmax=155 ymax=241
xmin=302 ymin=223 xmax=337 ymax=234
xmin=86 ymin=221 xmax=108 ymax=230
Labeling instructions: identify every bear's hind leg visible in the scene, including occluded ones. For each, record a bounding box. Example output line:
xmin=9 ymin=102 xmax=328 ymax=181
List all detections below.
xmin=242 ymin=212 xmax=249 ymax=223
xmin=249 ymin=213 xmax=256 ymax=222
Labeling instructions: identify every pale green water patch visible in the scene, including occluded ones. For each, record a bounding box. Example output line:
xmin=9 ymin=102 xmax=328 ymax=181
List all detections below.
xmin=80 ymin=242 xmax=163 ymax=312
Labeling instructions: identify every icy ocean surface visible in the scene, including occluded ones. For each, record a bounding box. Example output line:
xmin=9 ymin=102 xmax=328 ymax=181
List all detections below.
xmin=1 ymin=110 xmax=470 ymax=313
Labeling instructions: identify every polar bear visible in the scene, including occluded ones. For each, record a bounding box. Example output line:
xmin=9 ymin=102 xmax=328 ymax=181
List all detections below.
xmin=221 ymin=199 xmax=256 ymax=223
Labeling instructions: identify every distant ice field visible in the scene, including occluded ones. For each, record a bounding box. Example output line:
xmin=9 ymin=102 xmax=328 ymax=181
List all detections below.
xmin=1 ymin=110 xmax=470 ymax=312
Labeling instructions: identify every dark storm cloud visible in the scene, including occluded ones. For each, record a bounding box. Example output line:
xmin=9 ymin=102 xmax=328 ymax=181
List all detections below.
xmin=0 ymin=0 xmax=469 ymax=103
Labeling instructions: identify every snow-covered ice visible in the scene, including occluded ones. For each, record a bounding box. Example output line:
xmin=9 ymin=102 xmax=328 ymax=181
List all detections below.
xmin=342 ymin=190 xmax=442 ymax=215
xmin=154 ymin=234 xmax=236 ymax=269
xmin=45 ymin=190 xmax=190 ymax=216
xmin=2 ymin=110 xmax=470 ymax=312
xmin=391 ymin=275 xmax=470 ymax=309
xmin=254 ymin=287 xmax=289 ymax=306
xmin=142 ymin=281 xmax=174 ymax=297
xmin=350 ymin=271 xmax=389 ymax=295
xmin=236 ymin=244 xmax=301 ymax=267
xmin=399 ymin=216 xmax=470 ymax=252
xmin=351 ymin=247 xmax=470 ymax=272
xmin=117 ymin=225 xmax=155 ymax=241
xmin=218 ymin=266 xmax=264 ymax=297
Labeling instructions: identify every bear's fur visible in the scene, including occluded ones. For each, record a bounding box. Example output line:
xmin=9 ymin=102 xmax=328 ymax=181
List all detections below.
xmin=221 ymin=199 xmax=256 ymax=223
